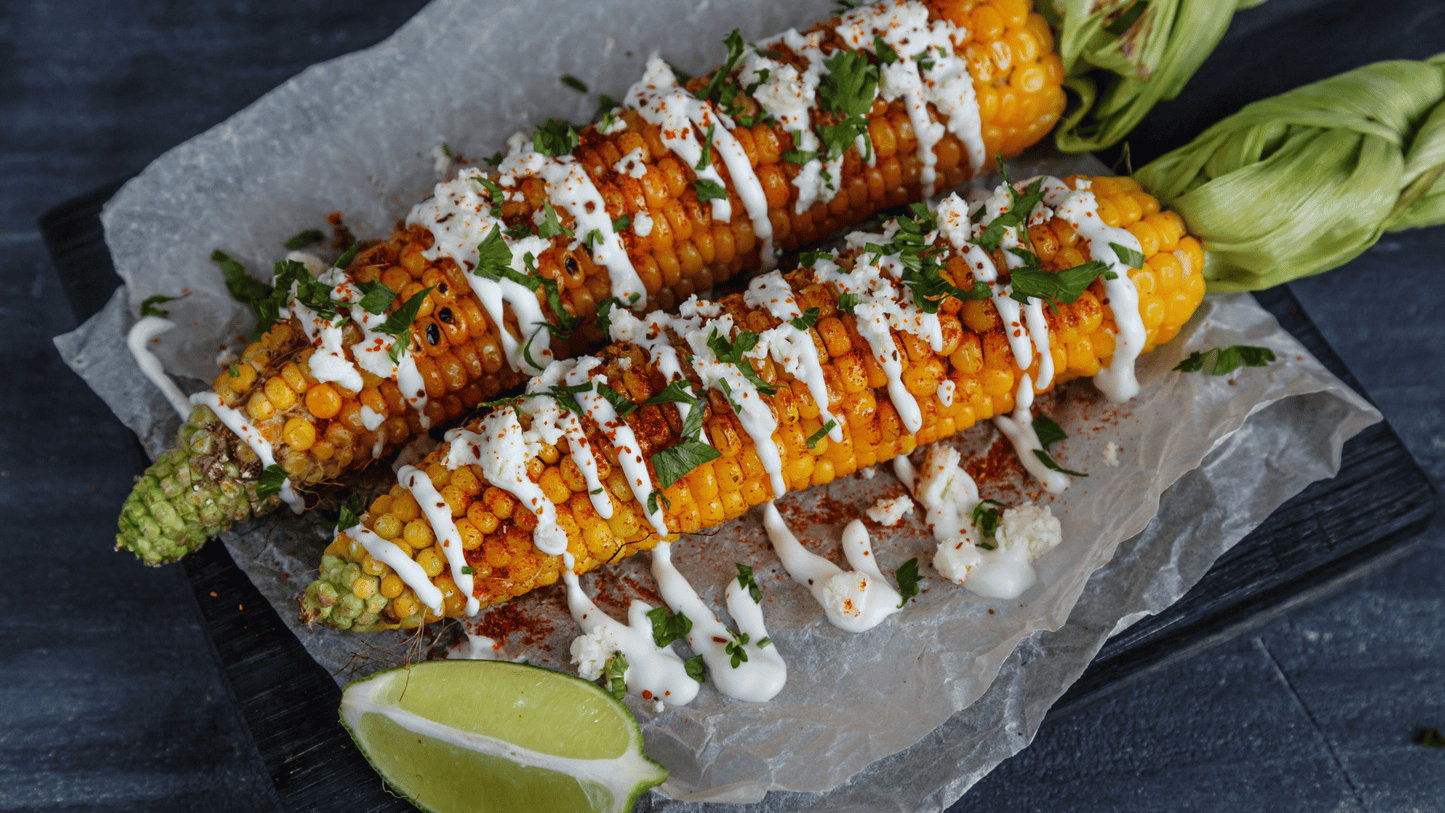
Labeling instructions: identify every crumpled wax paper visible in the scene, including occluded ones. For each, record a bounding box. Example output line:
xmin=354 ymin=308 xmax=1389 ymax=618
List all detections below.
xmin=53 ymin=0 xmax=1381 ymax=808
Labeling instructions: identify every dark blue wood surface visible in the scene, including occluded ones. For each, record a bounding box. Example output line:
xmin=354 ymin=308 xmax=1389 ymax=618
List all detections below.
xmin=4 ymin=1 xmax=1443 ymax=811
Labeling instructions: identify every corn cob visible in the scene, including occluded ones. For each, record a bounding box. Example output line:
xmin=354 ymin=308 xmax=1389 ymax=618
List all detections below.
xmin=300 ymin=174 xmax=1205 ymax=631
xmin=117 ymin=0 xmax=1065 ymax=566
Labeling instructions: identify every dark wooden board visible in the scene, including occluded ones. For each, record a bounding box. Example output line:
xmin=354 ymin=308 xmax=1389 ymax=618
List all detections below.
xmin=41 ymin=185 xmax=1437 ymax=810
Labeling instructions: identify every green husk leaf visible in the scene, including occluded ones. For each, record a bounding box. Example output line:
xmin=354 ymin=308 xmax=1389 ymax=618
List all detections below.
xmin=1135 ymin=54 xmax=1445 ymax=291
xmin=1048 ymin=0 xmax=1262 ymax=153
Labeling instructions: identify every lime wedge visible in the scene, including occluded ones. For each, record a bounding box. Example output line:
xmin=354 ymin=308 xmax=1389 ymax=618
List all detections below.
xmin=340 ymin=660 xmax=668 ymax=813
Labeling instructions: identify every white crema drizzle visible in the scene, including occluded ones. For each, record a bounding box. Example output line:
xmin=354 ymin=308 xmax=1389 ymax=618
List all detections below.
xmin=623 ymin=56 xmax=776 ymax=267
xmin=762 ymin=503 xmax=901 ymax=632
xmin=650 ymin=541 xmax=787 ymax=703
xmin=126 ymin=316 xmax=192 ymax=420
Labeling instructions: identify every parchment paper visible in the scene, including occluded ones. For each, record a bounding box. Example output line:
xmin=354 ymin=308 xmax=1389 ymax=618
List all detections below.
xmin=53 ymin=0 xmax=1381 ymax=808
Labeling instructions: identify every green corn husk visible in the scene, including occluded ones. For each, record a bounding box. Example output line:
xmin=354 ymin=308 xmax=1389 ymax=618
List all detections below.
xmin=1046 ymin=0 xmax=1263 ymax=153
xmin=1135 ymin=55 xmax=1445 ymax=292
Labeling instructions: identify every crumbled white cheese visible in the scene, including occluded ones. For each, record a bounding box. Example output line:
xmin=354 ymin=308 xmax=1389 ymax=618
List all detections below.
xmin=822 ymin=572 xmax=871 ymax=622
xmin=431 ymin=144 xmax=454 ymax=177
xmin=613 ymin=146 xmax=648 ymax=179
xmin=570 ymin=628 xmax=610 ymax=681
xmin=933 ymin=536 xmax=982 ymax=584
xmin=937 ymin=379 xmax=955 ymax=407
xmin=1104 ymin=441 xmax=1120 ymax=467
xmin=860 ymin=466 xmax=877 ymax=479
xmin=866 ymin=494 xmax=915 ymax=526
xmin=997 ymin=503 xmax=1063 ymax=560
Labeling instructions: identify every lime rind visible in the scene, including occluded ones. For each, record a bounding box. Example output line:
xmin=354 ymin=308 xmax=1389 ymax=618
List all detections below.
xmin=340 ymin=661 xmax=667 ymax=813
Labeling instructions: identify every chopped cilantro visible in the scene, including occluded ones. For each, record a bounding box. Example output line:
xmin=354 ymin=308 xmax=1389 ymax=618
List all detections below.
xmin=596 ymin=382 xmax=637 ymax=417
xmin=706 ymin=328 xmax=777 ymax=396
xmin=211 ymin=250 xmax=275 ymax=339
xmin=1032 ymin=449 xmax=1088 ymax=477
xmin=695 ymin=123 xmax=715 ymax=170
xmin=483 ymin=151 xmax=504 ymax=166
xmin=475 ymin=224 xmax=513 ymax=280
xmin=377 ymin=286 xmax=435 ymax=363
xmin=460 ymin=565 xmax=476 ymax=575
xmin=471 ymin=175 xmax=506 ymax=217
xmin=594 ymin=296 xmax=625 ymax=338
xmin=651 ymin=439 xmax=721 ymax=490
xmin=694 ymin=179 xmax=728 ymax=203
xmin=547 ymin=382 xmax=593 ymax=415
xmin=1109 ymin=241 xmax=1146 ymax=269
xmin=1032 ymin=414 xmax=1067 ymax=449
xmin=561 ymin=74 xmax=588 ymax=93
xmin=611 ymin=215 xmax=632 ymax=232
xmin=533 ymin=118 xmax=580 ymax=158
xmin=1173 ymin=345 xmax=1277 ymax=376
xmin=139 ymin=293 xmax=183 ymax=318
xmin=789 ymin=307 xmax=820 ymax=331
xmin=1009 ymin=259 xmax=1114 ymax=307
xmin=645 ymin=606 xmax=693 ymax=647
xmin=699 ymin=29 xmax=747 ymax=104
xmin=725 ymin=632 xmax=750 ymax=668
xmin=353 ymin=280 xmax=397 ymax=316
xmin=332 ymin=242 xmax=362 ymax=271
xmin=1418 ymin=729 xmax=1445 ymax=748
xmin=872 ymin=34 xmax=899 ymax=64
xmin=256 ymin=464 xmax=289 ymax=501
xmin=642 ymin=380 xmax=698 ymax=407
xmin=798 ymin=249 xmax=831 ymax=268
xmin=593 ymin=93 xmax=620 ymax=123
xmin=605 ymin=651 xmax=629 ymax=700
xmin=735 ymin=563 xmax=761 ymax=602
xmin=895 ymin=557 xmax=920 ymax=607
xmin=806 ymin=420 xmax=836 ymax=449
xmin=971 ymin=499 xmax=1008 ymax=539
xmin=537 ymin=201 xmax=574 ymax=240
xmin=973 ymin=177 xmax=1046 ymax=252
xmin=336 ymin=494 xmax=365 ymax=533
xmin=646 ymin=491 xmax=672 ymax=515
xmin=837 ymin=291 xmax=860 ymax=314
xmin=684 ymin=654 xmax=706 ymax=683
xmin=283 ymin=229 xmax=324 ymax=250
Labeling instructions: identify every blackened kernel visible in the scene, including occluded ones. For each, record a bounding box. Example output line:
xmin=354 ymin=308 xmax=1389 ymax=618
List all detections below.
xmin=564 ymin=256 xmax=579 ymax=275
xmin=426 ymin=323 xmax=442 ymax=346
xmin=438 ymin=307 xmax=454 ymax=324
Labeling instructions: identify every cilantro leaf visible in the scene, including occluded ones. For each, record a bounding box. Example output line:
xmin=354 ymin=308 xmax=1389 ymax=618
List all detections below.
xmin=895 ymin=557 xmax=920 ymax=607
xmin=1173 ymin=345 xmax=1276 ymax=375
xmin=376 ymin=286 xmax=434 ymax=337
xmin=694 ymin=179 xmax=728 ymax=203
xmin=211 ymin=250 xmax=276 ymax=339
xmin=645 ymin=606 xmax=693 ymax=647
xmin=789 ymin=307 xmax=820 ymax=331
xmin=695 ymin=123 xmax=715 ymax=170
xmin=798 ymin=249 xmax=832 ymax=268
xmin=561 ymin=74 xmax=588 ymax=93
xmin=533 ymin=118 xmax=580 ymax=158
xmin=806 ymin=419 xmax=836 ymax=449
xmin=332 ymin=242 xmax=362 ymax=271
xmin=837 ymin=291 xmax=859 ymax=314
xmin=547 ymin=382 xmax=593 ymax=415
xmin=336 ymin=494 xmax=366 ymax=533
xmin=605 ymin=651 xmax=628 ymax=700
xmin=706 ymin=328 xmax=777 ymax=396
xmin=872 ymin=34 xmax=899 ymax=64
xmin=483 ymin=151 xmax=504 ymax=167
xmin=685 ymin=654 xmax=706 ymax=683
xmin=353 ymin=280 xmax=397 ymax=316
xmin=642 ymin=380 xmax=698 ymax=407
xmin=611 ymin=215 xmax=631 ymax=232
xmin=1032 ymin=414 xmax=1067 ymax=449
xmin=471 ymin=175 xmax=506 ymax=217
xmin=475 ymin=224 xmax=514 ymax=279
xmin=283 ymin=229 xmax=324 ymax=250
xmin=1032 ymin=449 xmax=1088 ymax=477
xmin=256 ymin=465 xmax=289 ymax=501
xmin=646 ymin=490 xmax=672 ymax=515
xmin=1008 ymin=260 xmax=1112 ymax=306
xmin=1109 ymin=241 xmax=1146 ymax=269
xmin=970 ymin=499 xmax=1008 ymax=539
xmin=139 ymin=293 xmax=183 ymax=318
xmin=735 ymin=563 xmax=761 ymax=602
xmin=1418 ymin=729 xmax=1445 ymax=748
xmin=725 ymin=631 xmax=750 ymax=667
xmin=593 ymin=93 xmax=620 ymax=123
xmin=972 ymin=178 xmax=1046 ymax=252
xmin=819 ymin=50 xmax=878 ymax=118
xmin=700 ymin=29 xmax=747 ymax=104
xmin=596 ymin=382 xmax=637 ymax=417
xmin=537 ymin=201 xmax=574 ymax=240
xmin=651 ymin=438 xmax=721 ymax=490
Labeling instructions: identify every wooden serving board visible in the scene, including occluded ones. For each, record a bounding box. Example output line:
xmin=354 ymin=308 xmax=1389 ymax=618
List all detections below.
xmin=42 ymin=184 xmax=1438 ymax=811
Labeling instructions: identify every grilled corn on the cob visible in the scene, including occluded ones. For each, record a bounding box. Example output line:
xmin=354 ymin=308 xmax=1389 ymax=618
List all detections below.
xmin=118 ymin=0 xmax=1066 ymax=565
xmin=300 ymin=174 xmax=1205 ymax=631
